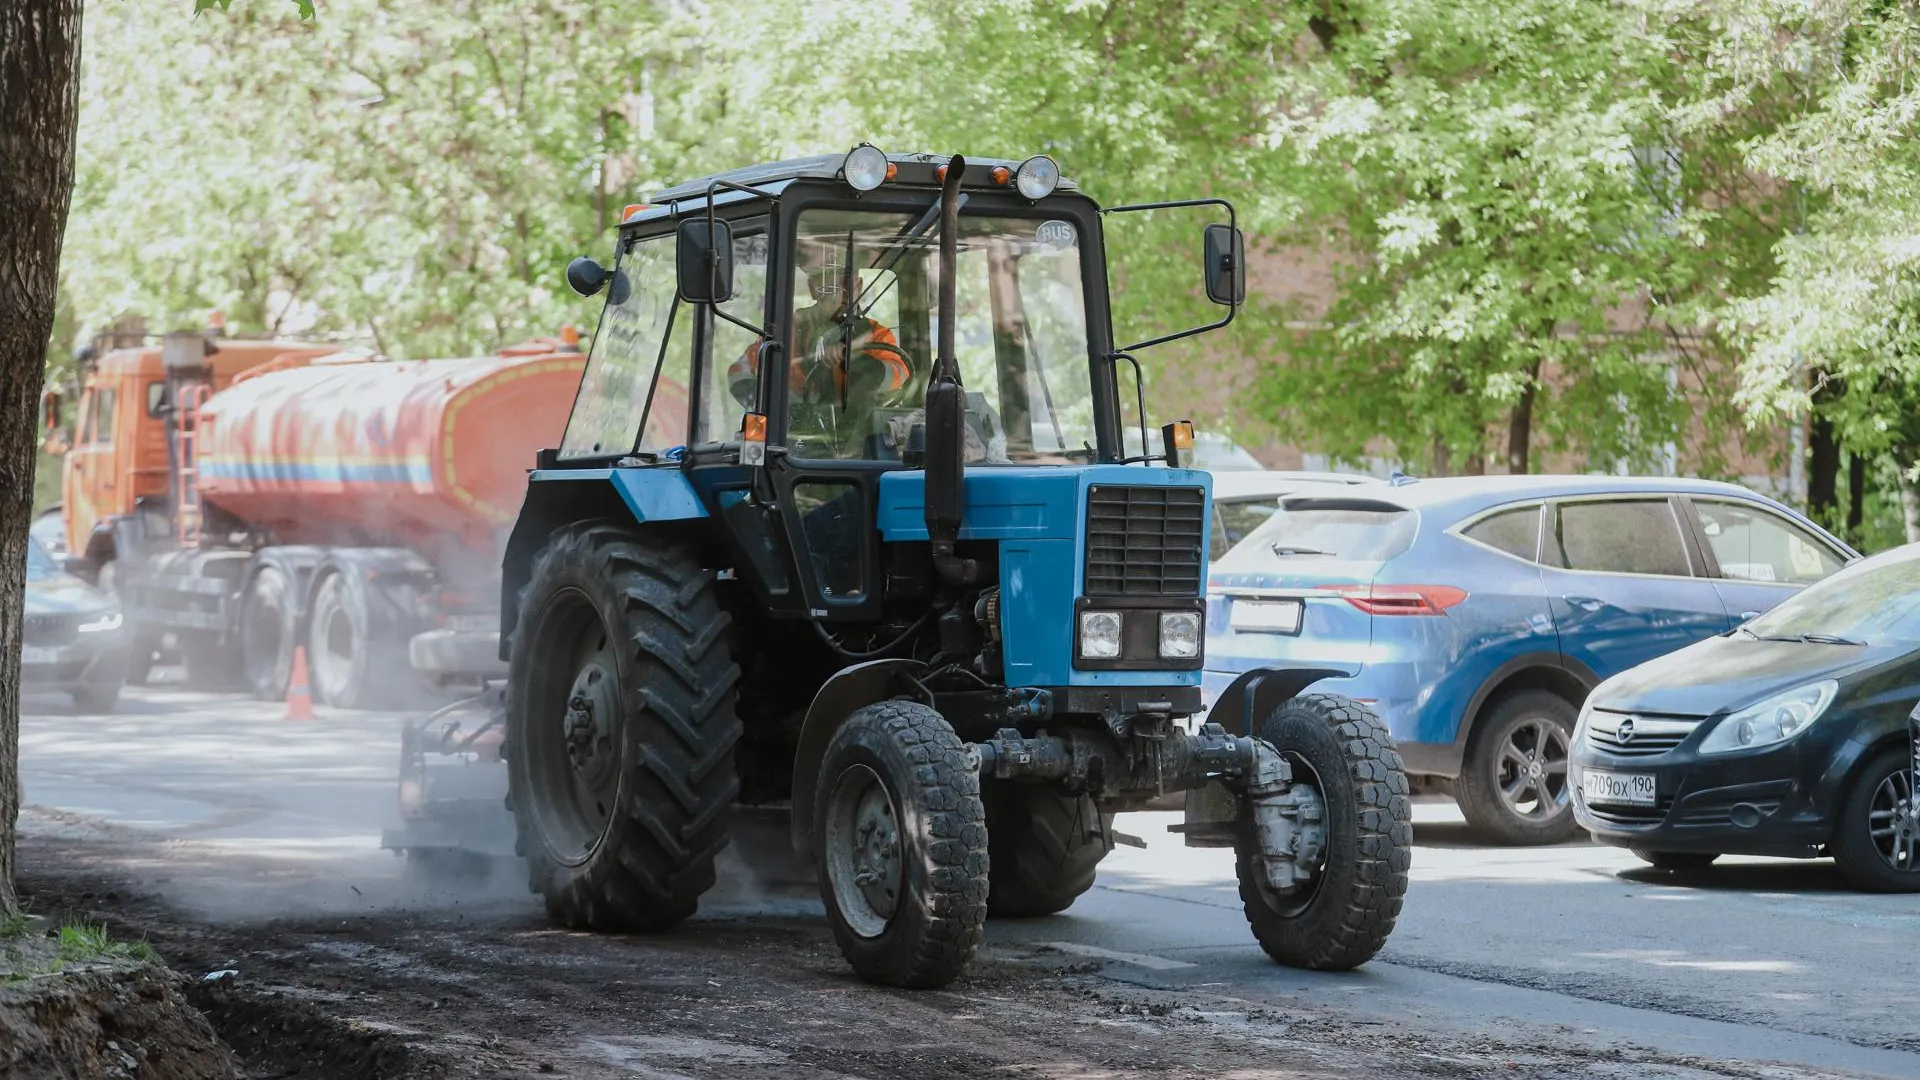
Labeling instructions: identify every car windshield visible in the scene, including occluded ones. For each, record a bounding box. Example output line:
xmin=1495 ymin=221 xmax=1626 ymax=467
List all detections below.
xmin=780 ymin=207 xmax=1096 ymax=463
xmin=26 ymin=537 xmax=58 ymax=582
xmin=1216 ymin=497 xmax=1418 ymax=568
xmin=1744 ymin=545 xmax=1920 ymax=646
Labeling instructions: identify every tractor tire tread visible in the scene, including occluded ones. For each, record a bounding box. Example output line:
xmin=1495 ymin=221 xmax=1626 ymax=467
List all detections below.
xmin=819 ymin=701 xmax=988 ymax=988
xmin=1238 ymin=693 xmax=1410 ymax=971
xmin=509 ymin=522 xmax=740 ymax=932
xmin=984 ymin=786 xmax=1113 ymax=917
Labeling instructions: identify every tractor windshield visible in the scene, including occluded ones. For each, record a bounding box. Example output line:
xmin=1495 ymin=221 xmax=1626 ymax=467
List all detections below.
xmin=774 ymin=208 xmax=1096 ymax=464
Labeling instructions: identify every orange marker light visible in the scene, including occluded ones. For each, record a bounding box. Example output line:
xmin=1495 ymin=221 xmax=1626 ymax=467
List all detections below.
xmin=935 ymin=164 xmax=948 ymax=184
xmin=1171 ymin=420 xmax=1195 ymax=450
xmin=560 ymin=325 xmax=581 ymax=348
xmin=885 ymin=162 xmax=898 ymax=181
xmin=621 ymin=203 xmax=647 ymax=222
xmin=990 ymin=166 xmax=1011 ymax=185
xmin=742 ymin=413 xmax=767 ymax=442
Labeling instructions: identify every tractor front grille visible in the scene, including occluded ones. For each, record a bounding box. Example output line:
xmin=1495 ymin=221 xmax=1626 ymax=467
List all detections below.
xmin=1084 ymin=484 xmax=1207 ymax=598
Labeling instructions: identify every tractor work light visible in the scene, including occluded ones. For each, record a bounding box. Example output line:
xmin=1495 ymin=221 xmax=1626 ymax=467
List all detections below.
xmin=1079 ymin=610 xmax=1123 ymax=659
xmin=843 ymin=144 xmax=892 ymax=191
xmin=1015 ymin=155 xmax=1060 ymax=200
xmin=1158 ymin=611 xmax=1201 ymax=659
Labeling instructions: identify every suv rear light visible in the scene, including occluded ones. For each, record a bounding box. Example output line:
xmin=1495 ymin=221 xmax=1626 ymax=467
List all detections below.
xmin=1323 ymin=584 xmax=1467 ymax=616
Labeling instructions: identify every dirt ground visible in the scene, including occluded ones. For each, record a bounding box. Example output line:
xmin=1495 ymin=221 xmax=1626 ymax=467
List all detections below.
xmin=11 ymin=823 xmax=1871 ymax=1080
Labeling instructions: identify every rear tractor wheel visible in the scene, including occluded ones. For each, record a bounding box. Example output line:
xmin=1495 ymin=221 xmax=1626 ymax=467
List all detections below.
xmin=984 ymin=784 xmax=1113 ymax=917
xmin=506 ymin=524 xmax=741 ymax=930
xmin=814 ymin=701 xmax=988 ymax=988
xmin=1236 ymin=693 xmax=1411 ymax=971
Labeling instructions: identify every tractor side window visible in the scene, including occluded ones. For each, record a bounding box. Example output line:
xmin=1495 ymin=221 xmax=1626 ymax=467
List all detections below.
xmin=145 ymin=381 xmax=168 ymax=418
xmin=794 ymin=481 xmax=865 ymax=598
xmin=709 ymin=228 xmax=770 ymax=441
xmin=559 ymin=235 xmax=691 ymax=459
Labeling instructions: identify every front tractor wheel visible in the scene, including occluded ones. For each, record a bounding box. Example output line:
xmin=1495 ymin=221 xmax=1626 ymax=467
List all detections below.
xmin=814 ymin=701 xmax=989 ymax=988
xmin=1237 ymin=693 xmax=1411 ymax=971
xmin=506 ymin=525 xmax=741 ymax=931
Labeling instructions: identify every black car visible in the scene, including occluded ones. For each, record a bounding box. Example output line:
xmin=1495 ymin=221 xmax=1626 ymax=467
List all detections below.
xmin=1571 ymin=542 xmax=1920 ymax=891
xmin=22 ymin=534 xmax=126 ymax=711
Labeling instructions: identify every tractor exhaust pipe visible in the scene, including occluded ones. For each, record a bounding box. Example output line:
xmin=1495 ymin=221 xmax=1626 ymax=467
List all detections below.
xmin=925 ymin=154 xmax=977 ymax=586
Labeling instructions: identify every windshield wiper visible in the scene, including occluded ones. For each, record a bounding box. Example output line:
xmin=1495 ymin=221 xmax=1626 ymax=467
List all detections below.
xmin=1270 ymin=544 xmax=1334 ymax=557
xmin=1748 ymin=631 xmax=1867 ymax=646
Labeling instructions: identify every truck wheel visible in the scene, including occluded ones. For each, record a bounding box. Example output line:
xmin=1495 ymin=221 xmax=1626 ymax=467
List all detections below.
xmin=1831 ymin=747 xmax=1920 ymax=893
xmin=815 ymin=701 xmax=988 ymax=988
xmin=983 ymin=784 xmax=1112 ymax=917
xmin=241 ymin=566 xmax=298 ymax=701
xmin=1457 ymin=690 xmax=1579 ymax=845
xmin=306 ymin=570 xmax=409 ymax=709
xmin=506 ymin=524 xmax=740 ymax=931
xmin=1237 ymin=693 xmax=1410 ymax=971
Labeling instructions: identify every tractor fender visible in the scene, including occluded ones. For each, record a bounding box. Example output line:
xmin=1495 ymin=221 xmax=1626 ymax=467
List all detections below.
xmin=788 ymin=658 xmax=930 ymax=859
xmin=500 ymin=470 xmax=711 ymax=660
xmin=1203 ymin=665 xmax=1357 ymax=739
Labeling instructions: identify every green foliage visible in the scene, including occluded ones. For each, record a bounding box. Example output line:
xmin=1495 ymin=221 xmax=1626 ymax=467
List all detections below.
xmin=54 ymin=0 xmax=1920 ymax=500
xmin=55 ymin=922 xmax=155 ymax=964
xmin=195 ymin=0 xmax=316 ymax=19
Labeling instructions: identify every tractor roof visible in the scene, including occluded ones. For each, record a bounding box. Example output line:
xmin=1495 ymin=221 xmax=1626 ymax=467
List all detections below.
xmin=650 ymin=151 xmax=1079 ymax=204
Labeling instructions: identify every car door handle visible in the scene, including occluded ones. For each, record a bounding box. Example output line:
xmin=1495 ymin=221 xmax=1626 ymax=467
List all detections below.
xmin=1561 ymin=594 xmax=1606 ymax=612
xmin=1738 ymin=610 xmax=1761 ymax=621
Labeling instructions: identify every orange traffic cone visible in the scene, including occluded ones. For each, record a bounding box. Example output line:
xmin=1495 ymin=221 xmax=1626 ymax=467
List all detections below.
xmin=284 ymin=645 xmax=316 ymax=722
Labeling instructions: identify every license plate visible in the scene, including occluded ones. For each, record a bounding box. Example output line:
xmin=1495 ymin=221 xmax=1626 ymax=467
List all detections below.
xmin=20 ymin=646 xmax=61 ymax=664
xmin=1230 ymin=599 xmax=1302 ymax=634
xmin=1581 ymin=769 xmax=1657 ymax=807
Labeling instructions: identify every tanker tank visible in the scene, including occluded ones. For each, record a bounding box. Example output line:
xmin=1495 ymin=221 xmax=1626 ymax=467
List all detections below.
xmin=193 ymin=348 xmax=585 ymax=567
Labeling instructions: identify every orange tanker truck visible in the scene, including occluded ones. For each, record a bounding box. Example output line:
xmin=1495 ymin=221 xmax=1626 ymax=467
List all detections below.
xmin=44 ymin=327 xmax=587 ymax=707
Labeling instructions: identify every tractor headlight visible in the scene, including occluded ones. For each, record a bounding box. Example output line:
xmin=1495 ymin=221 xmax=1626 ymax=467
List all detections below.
xmin=1015 ymin=155 xmax=1060 ymax=200
xmin=1078 ymin=610 xmax=1123 ymax=659
xmin=843 ymin=144 xmax=891 ymax=192
xmin=1159 ymin=611 xmax=1201 ymax=659
xmin=77 ymin=612 xmax=122 ymax=634
xmin=1698 ymin=680 xmax=1837 ymax=755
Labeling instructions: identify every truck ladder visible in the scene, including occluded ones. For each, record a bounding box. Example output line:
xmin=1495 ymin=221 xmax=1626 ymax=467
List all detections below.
xmin=173 ymin=382 xmax=212 ymax=546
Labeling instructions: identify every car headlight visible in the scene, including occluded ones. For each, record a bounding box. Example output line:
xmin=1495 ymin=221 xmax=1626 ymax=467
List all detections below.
xmin=1078 ymin=610 xmax=1122 ymax=659
xmin=1159 ymin=611 xmax=1201 ymax=659
xmin=1697 ymin=680 xmax=1838 ymax=755
xmin=76 ymin=612 xmax=122 ymax=634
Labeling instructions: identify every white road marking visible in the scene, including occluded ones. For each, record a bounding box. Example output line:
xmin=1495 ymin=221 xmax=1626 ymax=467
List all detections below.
xmin=1038 ymin=941 xmax=1196 ymax=971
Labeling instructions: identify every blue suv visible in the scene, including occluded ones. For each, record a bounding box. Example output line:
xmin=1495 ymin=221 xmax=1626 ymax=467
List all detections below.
xmin=1204 ymin=475 xmax=1857 ymax=844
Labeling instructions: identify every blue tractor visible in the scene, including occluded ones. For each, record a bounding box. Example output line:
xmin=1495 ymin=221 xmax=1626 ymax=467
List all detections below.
xmin=500 ymin=148 xmax=1411 ymax=988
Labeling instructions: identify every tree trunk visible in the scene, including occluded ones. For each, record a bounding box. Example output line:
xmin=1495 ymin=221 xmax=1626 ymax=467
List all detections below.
xmin=1807 ymin=414 xmax=1840 ymax=527
xmin=1507 ymin=359 xmax=1541 ymax=475
xmin=0 ymin=0 xmax=84 ymax=917
xmin=1847 ymin=453 xmax=1866 ymax=546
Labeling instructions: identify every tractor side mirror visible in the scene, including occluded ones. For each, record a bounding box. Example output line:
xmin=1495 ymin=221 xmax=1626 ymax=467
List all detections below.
xmin=1204 ymin=223 xmax=1246 ymax=307
xmin=677 ymin=219 xmax=735 ymax=304
xmin=566 ymin=256 xmax=611 ymax=298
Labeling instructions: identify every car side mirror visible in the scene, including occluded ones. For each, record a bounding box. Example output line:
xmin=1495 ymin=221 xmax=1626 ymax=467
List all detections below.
xmin=566 ymin=256 xmax=610 ymax=298
xmin=677 ymin=218 xmax=735 ymax=304
xmin=1204 ymin=223 xmax=1246 ymax=307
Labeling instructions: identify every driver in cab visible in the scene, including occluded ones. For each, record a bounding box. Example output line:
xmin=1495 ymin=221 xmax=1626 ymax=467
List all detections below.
xmin=727 ymin=239 xmax=913 ymax=457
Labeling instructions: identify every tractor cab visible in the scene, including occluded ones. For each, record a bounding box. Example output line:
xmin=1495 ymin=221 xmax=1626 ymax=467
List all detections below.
xmin=501 ymin=149 xmax=1407 ymax=991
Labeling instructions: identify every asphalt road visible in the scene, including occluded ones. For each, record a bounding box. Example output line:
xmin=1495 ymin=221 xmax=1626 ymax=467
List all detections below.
xmin=18 ymin=681 xmax=1920 ymax=1079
